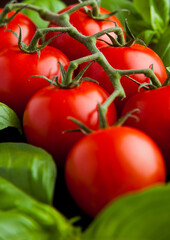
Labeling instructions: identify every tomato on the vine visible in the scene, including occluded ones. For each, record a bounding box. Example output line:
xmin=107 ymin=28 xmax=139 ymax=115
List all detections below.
xmin=0 ymin=45 xmax=69 ymax=119
xmin=80 ymin=43 xmax=167 ymax=115
xmin=0 ymin=9 xmax=36 ymax=50
xmin=45 ymin=4 xmax=125 ymax=60
xmin=122 ymin=85 xmax=170 ymax=175
xmin=23 ymin=81 xmax=117 ymax=166
xmin=65 ymin=126 xmax=166 ymax=217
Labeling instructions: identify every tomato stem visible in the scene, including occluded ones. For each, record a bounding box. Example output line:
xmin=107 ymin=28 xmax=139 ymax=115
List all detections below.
xmin=3 ymin=0 xmax=162 ymax=98
xmin=114 ymin=109 xmax=140 ymax=127
xmin=118 ymin=68 xmax=162 ymax=88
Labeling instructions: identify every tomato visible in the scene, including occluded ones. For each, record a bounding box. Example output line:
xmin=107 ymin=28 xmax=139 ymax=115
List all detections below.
xmin=0 ymin=9 xmax=36 ymax=50
xmin=0 ymin=45 xmax=69 ymax=119
xmin=65 ymin=126 xmax=166 ymax=217
xmin=45 ymin=4 xmax=125 ymax=60
xmin=122 ymin=85 xmax=170 ymax=175
xmin=80 ymin=43 xmax=167 ymax=116
xmin=23 ymin=81 xmax=117 ymax=166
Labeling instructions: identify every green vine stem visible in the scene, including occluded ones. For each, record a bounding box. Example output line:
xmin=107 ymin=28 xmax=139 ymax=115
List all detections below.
xmin=0 ymin=0 xmax=162 ymax=98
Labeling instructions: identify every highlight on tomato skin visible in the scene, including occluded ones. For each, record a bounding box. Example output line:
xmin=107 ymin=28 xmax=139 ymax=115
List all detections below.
xmin=0 ymin=9 xmax=37 ymax=50
xmin=65 ymin=126 xmax=166 ymax=217
xmin=121 ymin=85 xmax=170 ymax=176
xmin=45 ymin=4 xmax=126 ymax=60
xmin=22 ymin=81 xmax=117 ymax=167
xmin=0 ymin=45 xmax=70 ymax=120
xmin=79 ymin=43 xmax=167 ymax=116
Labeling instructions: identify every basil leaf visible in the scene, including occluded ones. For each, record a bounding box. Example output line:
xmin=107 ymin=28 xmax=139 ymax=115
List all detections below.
xmin=0 ymin=102 xmax=22 ymax=134
xmin=0 ymin=142 xmax=56 ymax=205
xmin=133 ymin=0 xmax=151 ymax=24
xmin=150 ymin=0 xmax=170 ymax=32
xmin=133 ymin=0 xmax=169 ymax=33
xmin=21 ymin=0 xmax=66 ymax=28
xmin=83 ymin=184 xmax=170 ymax=240
xmin=101 ymin=0 xmax=135 ymax=28
xmin=154 ymin=26 xmax=170 ymax=67
xmin=0 ymin=177 xmax=80 ymax=240
xmin=101 ymin=0 xmax=170 ymax=45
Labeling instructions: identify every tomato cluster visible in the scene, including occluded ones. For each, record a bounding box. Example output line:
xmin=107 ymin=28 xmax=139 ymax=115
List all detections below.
xmin=0 ymin=3 xmax=168 ymax=219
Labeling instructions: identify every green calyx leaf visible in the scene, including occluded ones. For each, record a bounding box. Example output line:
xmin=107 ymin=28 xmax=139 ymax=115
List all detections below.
xmin=31 ymin=60 xmax=96 ymax=89
xmin=0 ymin=142 xmax=56 ymax=204
xmin=124 ymin=74 xmax=158 ymax=90
xmin=114 ymin=108 xmax=140 ymax=127
xmin=98 ymin=32 xmax=123 ymax=47
xmin=67 ymin=116 xmax=93 ymax=135
xmin=0 ymin=102 xmax=22 ymax=134
xmin=0 ymin=8 xmax=18 ymax=26
xmin=88 ymin=9 xmax=129 ymax=21
xmin=72 ymin=61 xmax=95 ymax=84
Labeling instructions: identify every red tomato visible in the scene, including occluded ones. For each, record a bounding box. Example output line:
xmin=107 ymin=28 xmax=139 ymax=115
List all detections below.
xmin=0 ymin=9 xmax=36 ymax=50
xmin=23 ymin=81 xmax=117 ymax=166
xmin=122 ymin=86 xmax=170 ymax=175
xmin=65 ymin=126 xmax=166 ymax=217
xmin=80 ymin=44 xmax=167 ymax=115
xmin=0 ymin=46 xmax=69 ymax=119
xmin=45 ymin=4 xmax=125 ymax=60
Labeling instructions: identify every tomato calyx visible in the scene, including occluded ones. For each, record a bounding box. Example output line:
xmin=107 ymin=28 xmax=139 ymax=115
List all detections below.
xmin=67 ymin=106 xmax=140 ymax=135
xmin=6 ymin=25 xmax=69 ymax=57
xmin=30 ymin=60 xmax=96 ymax=89
xmin=99 ymin=19 xmax=146 ymax=48
xmin=125 ymin=66 xmax=170 ymax=91
xmin=66 ymin=89 xmax=125 ymax=134
xmin=0 ymin=2 xmax=24 ymax=27
xmin=83 ymin=3 xmax=128 ymax=21
xmin=113 ymin=109 xmax=139 ymax=127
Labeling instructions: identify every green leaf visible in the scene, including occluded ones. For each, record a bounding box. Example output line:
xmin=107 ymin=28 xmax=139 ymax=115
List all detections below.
xmin=101 ymin=0 xmax=170 ymax=45
xmin=21 ymin=0 xmax=66 ymax=28
xmin=0 ymin=177 xmax=80 ymax=240
xmin=83 ymin=184 xmax=170 ymax=240
xmin=154 ymin=26 xmax=170 ymax=68
xmin=137 ymin=29 xmax=156 ymax=46
xmin=101 ymin=0 xmax=135 ymax=28
xmin=0 ymin=142 xmax=56 ymax=205
xmin=133 ymin=0 xmax=170 ymax=32
xmin=133 ymin=0 xmax=151 ymax=24
xmin=0 ymin=102 xmax=22 ymax=134
xmin=150 ymin=0 xmax=169 ymax=33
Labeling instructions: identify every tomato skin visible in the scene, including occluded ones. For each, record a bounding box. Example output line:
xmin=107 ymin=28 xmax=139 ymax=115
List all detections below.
xmin=23 ymin=81 xmax=117 ymax=166
xmin=0 ymin=9 xmax=36 ymax=50
xmin=65 ymin=126 xmax=166 ymax=217
xmin=45 ymin=4 xmax=125 ymax=60
xmin=0 ymin=46 xmax=69 ymax=119
xmin=122 ymin=86 xmax=170 ymax=175
xmin=80 ymin=44 xmax=167 ymax=115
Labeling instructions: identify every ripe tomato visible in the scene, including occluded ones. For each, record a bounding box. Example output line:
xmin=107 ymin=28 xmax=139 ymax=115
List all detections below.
xmin=0 ymin=45 xmax=69 ymax=119
xmin=80 ymin=43 xmax=167 ymax=115
xmin=45 ymin=4 xmax=125 ymax=60
xmin=0 ymin=9 xmax=36 ymax=50
xmin=23 ymin=81 xmax=117 ymax=166
xmin=122 ymin=85 xmax=170 ymax=175
xmin=65 ymin=126 xmax=166 ymax=217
